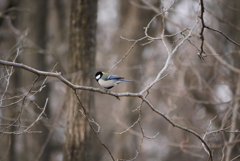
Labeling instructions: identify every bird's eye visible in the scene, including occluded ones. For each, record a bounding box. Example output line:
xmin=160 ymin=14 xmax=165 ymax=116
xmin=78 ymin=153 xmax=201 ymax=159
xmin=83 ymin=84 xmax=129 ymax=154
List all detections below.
xmin=95 ymin=74 xmax=101 ymax=79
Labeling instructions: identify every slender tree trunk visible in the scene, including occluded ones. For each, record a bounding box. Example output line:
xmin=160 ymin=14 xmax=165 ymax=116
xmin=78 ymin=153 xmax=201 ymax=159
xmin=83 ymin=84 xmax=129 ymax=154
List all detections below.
xmin=64 ymin=0 xmax=97 ymax=160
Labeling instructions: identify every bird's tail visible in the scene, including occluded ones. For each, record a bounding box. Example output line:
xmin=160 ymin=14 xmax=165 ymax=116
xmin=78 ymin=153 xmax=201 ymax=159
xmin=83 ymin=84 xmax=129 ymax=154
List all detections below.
xmin=121 ymin=80 xmax=134 ymax=82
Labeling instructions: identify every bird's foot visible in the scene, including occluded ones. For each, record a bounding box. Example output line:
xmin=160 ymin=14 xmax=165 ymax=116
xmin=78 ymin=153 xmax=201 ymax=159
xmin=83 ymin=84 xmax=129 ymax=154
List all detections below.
xmin=104 ymin=88 xmax=110 ymax=92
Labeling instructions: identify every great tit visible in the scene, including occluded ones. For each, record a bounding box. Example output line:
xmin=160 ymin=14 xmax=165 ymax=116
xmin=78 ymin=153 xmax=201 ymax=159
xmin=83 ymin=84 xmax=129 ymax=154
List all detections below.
xmin=95 ymin=71 xmax=134 ymax=89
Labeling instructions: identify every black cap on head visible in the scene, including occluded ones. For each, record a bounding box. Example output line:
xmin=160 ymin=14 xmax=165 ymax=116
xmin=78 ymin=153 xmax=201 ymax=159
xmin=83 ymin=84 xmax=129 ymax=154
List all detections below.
xmin=95 ymin=71 xmax=103 ymax=81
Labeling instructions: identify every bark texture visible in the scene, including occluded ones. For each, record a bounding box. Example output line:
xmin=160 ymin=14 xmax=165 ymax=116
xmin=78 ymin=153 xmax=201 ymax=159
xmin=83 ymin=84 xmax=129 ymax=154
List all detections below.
xmin=64 ymin=0 xmax=97 ymax=160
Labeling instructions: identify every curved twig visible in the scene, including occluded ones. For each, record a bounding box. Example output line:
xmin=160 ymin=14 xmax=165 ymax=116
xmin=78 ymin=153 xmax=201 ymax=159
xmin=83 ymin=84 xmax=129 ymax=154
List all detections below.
xmin=0 ymin=59 xmax=213 ymax=160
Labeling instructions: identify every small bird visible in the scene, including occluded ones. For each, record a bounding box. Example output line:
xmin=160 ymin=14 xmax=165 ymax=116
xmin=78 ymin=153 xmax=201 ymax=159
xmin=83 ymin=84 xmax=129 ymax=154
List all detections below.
xmin=95 ymin=71 xmax=134 ymax=89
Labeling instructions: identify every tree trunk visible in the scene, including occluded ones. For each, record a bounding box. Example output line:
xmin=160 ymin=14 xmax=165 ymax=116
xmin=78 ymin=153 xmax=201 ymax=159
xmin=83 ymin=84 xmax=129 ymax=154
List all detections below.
xmin=64 ymin=0 xmax=97 ymax=160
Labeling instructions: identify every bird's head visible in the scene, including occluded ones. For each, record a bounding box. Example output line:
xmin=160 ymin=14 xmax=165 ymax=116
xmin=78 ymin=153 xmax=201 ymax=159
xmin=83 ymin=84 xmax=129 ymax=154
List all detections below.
xmin=95 ymin=71 xmax=103 ymax=81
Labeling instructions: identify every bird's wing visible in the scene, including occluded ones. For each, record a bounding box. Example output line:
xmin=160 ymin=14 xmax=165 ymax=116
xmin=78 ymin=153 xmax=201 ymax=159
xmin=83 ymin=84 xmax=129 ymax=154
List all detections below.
xmin=107 ymin=75 xmax=124 ymax=80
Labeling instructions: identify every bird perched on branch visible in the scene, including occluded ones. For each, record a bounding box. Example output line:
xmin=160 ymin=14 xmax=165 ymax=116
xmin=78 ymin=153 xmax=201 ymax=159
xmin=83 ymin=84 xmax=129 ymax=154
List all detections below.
xmin=95 ymin=71 xmax=134 ymax=90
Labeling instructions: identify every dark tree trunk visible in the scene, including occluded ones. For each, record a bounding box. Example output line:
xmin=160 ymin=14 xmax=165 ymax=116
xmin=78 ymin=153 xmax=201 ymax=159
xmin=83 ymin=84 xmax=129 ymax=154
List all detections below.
xmin=64 ymin=0 xmax=97 ymax=160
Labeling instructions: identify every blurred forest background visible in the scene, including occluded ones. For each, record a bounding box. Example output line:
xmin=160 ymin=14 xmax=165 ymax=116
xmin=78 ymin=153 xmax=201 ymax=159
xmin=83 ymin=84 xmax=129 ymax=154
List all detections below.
xmin=0 ymin=0 xmax=240 ymax=161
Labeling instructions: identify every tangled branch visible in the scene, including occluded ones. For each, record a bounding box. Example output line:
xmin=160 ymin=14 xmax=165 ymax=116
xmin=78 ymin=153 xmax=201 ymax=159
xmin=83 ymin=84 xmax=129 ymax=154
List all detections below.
xmin=0 ymin=22 xmax=213 ymax=158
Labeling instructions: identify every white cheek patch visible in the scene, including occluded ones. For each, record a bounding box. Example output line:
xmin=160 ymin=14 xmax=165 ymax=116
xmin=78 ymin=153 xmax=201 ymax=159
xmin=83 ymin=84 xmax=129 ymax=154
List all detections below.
xmin=95 ymin=74 xmax=101 ymax=79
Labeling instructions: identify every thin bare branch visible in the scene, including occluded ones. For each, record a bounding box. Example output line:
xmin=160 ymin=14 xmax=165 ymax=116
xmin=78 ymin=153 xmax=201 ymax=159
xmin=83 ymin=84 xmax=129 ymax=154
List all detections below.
xmin=108 ymin=36 xmax=147 ymax=72
xmin=117 ymin=150 xmax=139 ymax=161
xmin=0 ymin=98 xmax=48 ymax=135
xmin=205 ymin=26 xmax=240 ymax=47
xmin=74 ymin=90 xmax=115 ymax=161
xmin=205 ymin=42 xmax=240 ymax=74
xmin=141 ymin=20 xmax=198 ymax=94
xmin=198 ymin=0 xmax=206 ymax=59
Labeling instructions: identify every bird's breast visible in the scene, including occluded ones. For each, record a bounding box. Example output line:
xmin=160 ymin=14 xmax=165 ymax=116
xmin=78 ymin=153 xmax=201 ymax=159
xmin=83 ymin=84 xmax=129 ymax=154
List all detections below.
xmin=98 ymin=79 xmax=120 ymax=88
